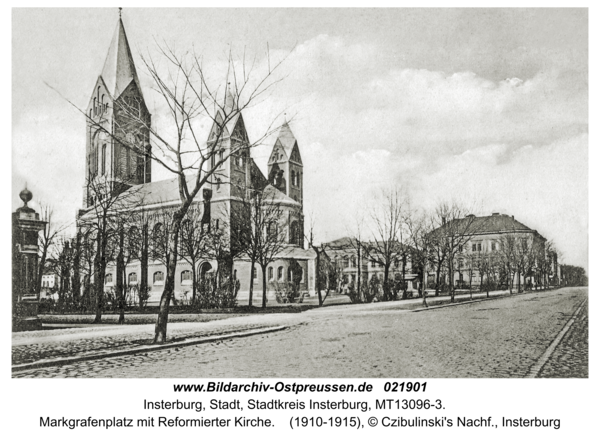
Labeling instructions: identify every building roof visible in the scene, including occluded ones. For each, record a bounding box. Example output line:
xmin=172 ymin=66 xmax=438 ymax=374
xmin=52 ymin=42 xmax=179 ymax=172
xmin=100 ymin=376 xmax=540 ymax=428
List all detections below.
xmin=274 ymin=122 xmax=298 ymax=158
xmin=101 ymin=18 xmax=143 ymax=99
xmin=444 ymin=213 xmax=534 ymax=235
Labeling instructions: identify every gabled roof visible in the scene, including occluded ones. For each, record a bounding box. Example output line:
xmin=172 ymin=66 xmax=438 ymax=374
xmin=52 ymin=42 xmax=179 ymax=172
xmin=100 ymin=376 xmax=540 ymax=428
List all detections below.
xmin=101 ymin=18 xmax=143 ymax=99
xmin=263 ymin=184 xmax=301 ymax=206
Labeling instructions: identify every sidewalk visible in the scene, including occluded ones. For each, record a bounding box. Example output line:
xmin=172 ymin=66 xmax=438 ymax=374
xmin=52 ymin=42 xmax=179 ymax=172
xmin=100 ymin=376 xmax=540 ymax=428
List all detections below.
xmin=13 ymin=287 xmax=551 ymax=371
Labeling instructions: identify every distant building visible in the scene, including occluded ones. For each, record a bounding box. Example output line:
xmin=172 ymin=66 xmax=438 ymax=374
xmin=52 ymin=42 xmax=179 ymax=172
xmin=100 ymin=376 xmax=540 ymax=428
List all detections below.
xmin=426 ymin=213 xmax=558 ymax=290
xmin=322 ymin=237 xmax=419 ymax=293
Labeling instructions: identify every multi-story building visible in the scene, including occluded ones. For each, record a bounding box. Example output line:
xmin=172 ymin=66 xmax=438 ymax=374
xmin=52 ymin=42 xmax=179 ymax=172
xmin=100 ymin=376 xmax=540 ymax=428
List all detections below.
xmin=426 ymin=213 xmax=557 ymax=290
xmin=322 ymin=237 xmax=419 ymax=293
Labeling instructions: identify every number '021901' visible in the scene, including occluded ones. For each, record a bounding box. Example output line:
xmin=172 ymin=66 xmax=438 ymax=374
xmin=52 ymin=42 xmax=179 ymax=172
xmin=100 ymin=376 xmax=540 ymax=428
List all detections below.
xmin=384 ymin=382 xmax=427 ymax=392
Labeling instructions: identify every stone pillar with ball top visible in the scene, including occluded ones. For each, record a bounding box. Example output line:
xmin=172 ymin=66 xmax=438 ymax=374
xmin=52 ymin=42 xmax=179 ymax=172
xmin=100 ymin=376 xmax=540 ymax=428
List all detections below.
xmin=12 ymin=186 xmax=46 ymax=331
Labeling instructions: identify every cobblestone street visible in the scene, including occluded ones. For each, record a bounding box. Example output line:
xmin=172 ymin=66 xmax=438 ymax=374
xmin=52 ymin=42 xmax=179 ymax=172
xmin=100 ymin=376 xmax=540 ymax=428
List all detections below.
xmin=12 ymin=287 xmax=587 ymax=378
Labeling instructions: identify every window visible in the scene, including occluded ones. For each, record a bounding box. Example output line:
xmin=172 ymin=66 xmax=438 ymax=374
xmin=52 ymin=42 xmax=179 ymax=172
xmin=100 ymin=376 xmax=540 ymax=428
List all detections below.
xmin=101 ymin=144 xmax=106 ymax=175
xmin=459 ymin=245 xmax=463 ymax=252
xmin=478 ymin=243 xmax=482 ymax=251
xmin=216 ymin=178 xmax=221 ymax=191
xmin=290 ymin=221 xmax=300 ymax=245
xmin=491 ymin=242 xmax=496 ymax=251
xmin=288 ymin=267 xmax=293 ymax=282
xmin=219 ymin=150 xmax=224 ymax=167
xmin=181 ymin=270 xmax=192 ymax=283
xmin=299 ymin=267 xmax=304 ymax=283
xmin=104 ymin=273 xmax=113 ymax=284
xmin=472 ymin=243 xmax=477 ymax=252
xmin=268 ymin=267 xmax=274 ymax=281
xmin=351 ymin=256 xmax=357 ymax=268
xmin=371 ymin=260 xmax=376 ymax=268
xmin=128 ymin=272 xmax=138 ymax=284
xmin=215 ymin=219 xmax=220 ymax=231
xmin=253 ymin=267 xmax=257 ymax=280
xmin=153 ymin=271 xmax=164 ymax=284
xmin=277 ymin=266 xmax=284 ymax=281
xmin=291 ymin=170 xmax=296 ymax=186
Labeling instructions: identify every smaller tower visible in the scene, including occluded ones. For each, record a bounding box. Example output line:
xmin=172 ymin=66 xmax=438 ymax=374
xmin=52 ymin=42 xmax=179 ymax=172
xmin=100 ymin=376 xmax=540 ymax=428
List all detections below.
xmin=267 ymin=121 xmax=303 ymax=204
xmin=206 ymin=84 xmax=251 ymax=200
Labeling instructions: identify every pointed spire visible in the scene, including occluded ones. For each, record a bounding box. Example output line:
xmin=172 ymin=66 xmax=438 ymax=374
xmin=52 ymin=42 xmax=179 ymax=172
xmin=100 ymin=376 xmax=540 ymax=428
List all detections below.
xmin=101 ymin=10 xmax=143 ymax=99
xmin=223 ymin=82 xmax=238 ymax=113
xmin=276 ymin=119 xmax=297 ymax=153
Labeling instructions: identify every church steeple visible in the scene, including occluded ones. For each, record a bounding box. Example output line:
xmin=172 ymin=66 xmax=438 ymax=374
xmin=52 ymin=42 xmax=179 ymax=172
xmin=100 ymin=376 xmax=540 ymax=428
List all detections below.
xmin=100 ymin=12 xmax=143 ymax=99
xmin=268 ymin=121 xmax=303 ymax=204
xmin=82 ymin=9 xmax=151 ymax=209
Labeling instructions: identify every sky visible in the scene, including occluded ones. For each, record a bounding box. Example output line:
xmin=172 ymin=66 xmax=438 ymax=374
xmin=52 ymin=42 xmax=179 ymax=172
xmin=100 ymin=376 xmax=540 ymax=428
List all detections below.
xmin=11 ymin=8 xmax=588 ymax=269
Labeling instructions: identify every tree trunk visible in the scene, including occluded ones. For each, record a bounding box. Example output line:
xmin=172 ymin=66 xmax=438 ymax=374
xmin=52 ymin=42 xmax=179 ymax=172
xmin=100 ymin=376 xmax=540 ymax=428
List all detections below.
xmin=448 ymin=257 xmax=455 ymax=303
xmin=153 ymin=211 xmax=183 ymax=344
xmin=248 ymin=260 xmax=255 ymax=307
xmin=435 ymin=263 xmax=442 ymax=297
xmin=261 ymin=264 xmax=268 ymax=309
xmin=383 ymin=264 xmax=390 ymax=301
xmin=421 ymin=262 xmax=428 ymax=307
xmin=72 ymin=233 xmax=81 ymax=307
xmin=93 ymin=236 xmax=105 ymax=324
xmin=140 ymin=224 xmax=148 ymax=312
xmin=314 ymin=248 xmax=322 ymax=307
xmin=192 ymin=260 xmax=197 ymax=306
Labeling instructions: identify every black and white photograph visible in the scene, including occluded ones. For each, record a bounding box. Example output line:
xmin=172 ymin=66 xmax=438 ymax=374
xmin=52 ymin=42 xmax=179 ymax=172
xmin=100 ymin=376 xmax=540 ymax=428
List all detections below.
xmin=10 ymin=6 xmax=589 ymax=385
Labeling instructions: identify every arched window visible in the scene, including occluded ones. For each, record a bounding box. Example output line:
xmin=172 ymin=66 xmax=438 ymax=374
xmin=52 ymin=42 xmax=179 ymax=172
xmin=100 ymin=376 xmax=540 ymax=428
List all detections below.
xmin=268 ymin=222 xmax=278 ymax=239
xmin=153 ymin=271 xmax=164 ymax=284
xmin=105 ymin=273 xmax=113 ymax=284
xmin=268 ymin=266 xmax=274 ymax=281
xmin=181 ymin=270 xmax=192 ymax=283
xmin=277 ymin=266 xmax=284 ymax=281
xmin=290 ymin=221 xmax=300 ymax=245
xmin=101 ymin=144 xmax=107 ymax=175
xmin=288 ymin=267 xmax=293 ymax=282
xmin=128 ymin=272 xmax=138 ymax=284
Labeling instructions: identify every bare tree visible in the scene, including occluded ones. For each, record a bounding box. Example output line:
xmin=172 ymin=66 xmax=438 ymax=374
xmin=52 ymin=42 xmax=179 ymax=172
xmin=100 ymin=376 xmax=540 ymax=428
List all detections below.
xmin=406 ymin=208 xmax=434 ymax=308
xmin=429 ymin=203 xmax=485 ymax=303
xmin=361 ymin=189 xmax=408 ymax=301
xmin=35 ymin=204 xmax=69 ymax=301
xmin=77 ymin=177 xmax=143 ymax=322
xmin=233 ymin=187 xmax=288 ymax=309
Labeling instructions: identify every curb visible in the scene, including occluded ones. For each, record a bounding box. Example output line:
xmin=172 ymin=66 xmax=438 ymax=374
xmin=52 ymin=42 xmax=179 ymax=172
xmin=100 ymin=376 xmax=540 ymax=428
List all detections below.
xmin=525 ymin=298 xmax=588 ymax=378
xmin=12 ymin=325 xmax=288 ymax=373
xmin=412 ymin=288 xmax=559 ymax=312
xmin=412 ymin=295 xmax=507 ymax=312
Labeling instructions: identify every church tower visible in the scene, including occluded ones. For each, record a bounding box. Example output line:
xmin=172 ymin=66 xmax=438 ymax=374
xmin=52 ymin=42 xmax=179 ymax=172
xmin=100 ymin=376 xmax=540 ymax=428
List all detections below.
xmin=83 ymin=10 xmax=151 ymax=209
xmin=267 ymin=121 xmax=303 ymax=205
xmin=206 ymin=85 xmax=253 ymax=201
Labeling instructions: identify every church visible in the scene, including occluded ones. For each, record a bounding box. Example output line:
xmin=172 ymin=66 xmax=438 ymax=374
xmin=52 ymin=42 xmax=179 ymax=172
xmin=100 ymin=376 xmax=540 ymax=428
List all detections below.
xmin=78 ymin=13 xmax=316 ymax=305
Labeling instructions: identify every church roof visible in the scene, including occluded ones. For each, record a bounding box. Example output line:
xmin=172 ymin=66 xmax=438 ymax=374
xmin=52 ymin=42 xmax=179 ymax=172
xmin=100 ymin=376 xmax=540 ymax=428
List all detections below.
xmin=274 ymin=122 xmax=298 ymax=157
xmin=101 ymin=18 xmax=143 ymax=99
xmin=263 ymin=184 xmax=301 ymax=206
